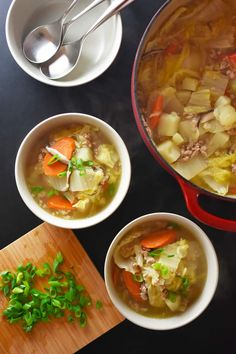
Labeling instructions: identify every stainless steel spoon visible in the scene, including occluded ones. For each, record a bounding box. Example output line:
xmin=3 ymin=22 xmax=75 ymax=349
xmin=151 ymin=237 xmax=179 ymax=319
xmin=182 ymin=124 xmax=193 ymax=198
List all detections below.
xmin=23 ymin=0 xmax=105 ymax=64
xmin=40 ymin=0 xmax=135 ymax=80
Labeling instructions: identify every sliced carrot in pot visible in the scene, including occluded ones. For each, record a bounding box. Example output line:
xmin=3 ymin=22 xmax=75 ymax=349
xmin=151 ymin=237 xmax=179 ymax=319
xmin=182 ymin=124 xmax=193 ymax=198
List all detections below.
xmin=228 ymin=186 xmax=236 ymax=195
xmin=141 ymin=229 xmax=177 ymax=249
xmin=149 ymin=95 xmax=164 ymax=130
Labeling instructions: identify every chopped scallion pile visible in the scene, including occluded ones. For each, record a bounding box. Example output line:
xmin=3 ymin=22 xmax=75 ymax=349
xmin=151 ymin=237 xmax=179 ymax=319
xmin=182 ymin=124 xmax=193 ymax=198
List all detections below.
xmin=0 ymin=252 xmax=100 ymax=333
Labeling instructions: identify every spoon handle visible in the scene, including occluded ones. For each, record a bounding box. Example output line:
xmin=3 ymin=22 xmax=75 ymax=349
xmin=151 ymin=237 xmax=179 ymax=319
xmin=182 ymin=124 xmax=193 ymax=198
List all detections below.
xmin=60 ymin=0 xmax=79 ymax=25
xmin=84 ymin=0 xmax=135 ymax=38
xmin=63 ymin=0 xmax=106 ymax=34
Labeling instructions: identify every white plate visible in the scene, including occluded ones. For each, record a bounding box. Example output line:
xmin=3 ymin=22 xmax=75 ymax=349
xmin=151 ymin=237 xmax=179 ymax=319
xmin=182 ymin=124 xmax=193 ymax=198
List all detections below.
xmin=6 ymin=0 xmax=122 ymax=87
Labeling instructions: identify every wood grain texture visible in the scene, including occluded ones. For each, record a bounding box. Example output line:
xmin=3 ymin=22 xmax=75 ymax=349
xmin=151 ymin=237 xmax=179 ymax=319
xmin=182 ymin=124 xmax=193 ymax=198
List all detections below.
xmin=0 ymin=223 xmax=124 ymax=354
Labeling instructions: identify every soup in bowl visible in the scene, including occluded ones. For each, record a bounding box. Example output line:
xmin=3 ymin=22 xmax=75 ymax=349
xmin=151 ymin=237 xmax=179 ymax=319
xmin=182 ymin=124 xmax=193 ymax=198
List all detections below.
xmin=15 ymin=113 xmax=131 ymax=229
xmin=105 ymin=213 xmax=218 ymax=330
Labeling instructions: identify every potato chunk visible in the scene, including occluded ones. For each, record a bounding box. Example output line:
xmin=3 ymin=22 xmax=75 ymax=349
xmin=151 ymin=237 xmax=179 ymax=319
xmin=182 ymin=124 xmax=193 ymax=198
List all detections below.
xmin=172 ymin=133 xmax=184 ymax=146
xmin=215 ymin=95 xmax=231 ymax=107
xmin=214 ymin=104 xmax=236 ymax=127
xmin=158 ymin=112 xmax=180 ymax=137
xmin=157 ymin=140 xmax=181 ymax=163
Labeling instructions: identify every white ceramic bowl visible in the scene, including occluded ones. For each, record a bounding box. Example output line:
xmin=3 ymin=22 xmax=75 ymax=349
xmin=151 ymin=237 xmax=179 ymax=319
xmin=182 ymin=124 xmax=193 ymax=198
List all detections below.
xmin=15 ymin=112 xmax=131 ymax=228
xmin=6 ymin=0 xmax=122 ymax=87
xmin=105 ymin=213 xmax=219 ymax=330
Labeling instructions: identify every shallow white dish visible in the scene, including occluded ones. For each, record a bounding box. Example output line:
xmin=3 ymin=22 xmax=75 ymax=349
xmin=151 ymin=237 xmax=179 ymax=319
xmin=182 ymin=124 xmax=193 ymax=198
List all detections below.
xmin=6 ymin=0 xmax=122 ymax=87
xmin=105 ymin=213 xmax=219 ymax=330
xmin=15 ymin=113 xmax=131 ymax=229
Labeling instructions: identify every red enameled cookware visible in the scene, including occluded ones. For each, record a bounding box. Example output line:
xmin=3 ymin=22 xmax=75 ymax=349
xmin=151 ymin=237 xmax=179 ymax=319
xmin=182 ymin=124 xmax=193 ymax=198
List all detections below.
xmin=131 ymin=0 xmax=236 ymax=232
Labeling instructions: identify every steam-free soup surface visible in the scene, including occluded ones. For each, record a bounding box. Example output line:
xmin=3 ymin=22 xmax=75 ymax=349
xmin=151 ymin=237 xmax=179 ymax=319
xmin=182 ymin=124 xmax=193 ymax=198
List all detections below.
xmin=113 ymin=220 xmax=207 ymax=318
xmin=27 ymin=124 xmax=121 ymax=219
xmin=138 ymin=0 xmax=236 ymax=197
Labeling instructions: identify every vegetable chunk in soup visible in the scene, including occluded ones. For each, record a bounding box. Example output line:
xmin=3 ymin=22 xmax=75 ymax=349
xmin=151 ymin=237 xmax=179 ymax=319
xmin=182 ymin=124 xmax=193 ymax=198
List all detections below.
xmin=112 ymin=221 xmax=207 ymax=317
xmin=27 ymin=124 xmax=121 ymax=219
xmin=138 ymin=0 xmax=236 ymax=197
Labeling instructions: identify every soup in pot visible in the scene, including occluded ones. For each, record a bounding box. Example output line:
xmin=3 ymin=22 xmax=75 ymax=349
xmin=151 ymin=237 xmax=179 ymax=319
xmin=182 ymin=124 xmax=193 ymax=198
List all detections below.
xmin=138 ymin=0 xmax=236 ymax=197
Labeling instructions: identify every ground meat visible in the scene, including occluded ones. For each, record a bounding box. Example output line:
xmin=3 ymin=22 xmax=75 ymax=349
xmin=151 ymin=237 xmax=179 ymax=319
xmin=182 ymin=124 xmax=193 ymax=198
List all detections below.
xmin=227 ymin=128 xmax=236 ymax=136
xmin=232 ymin=164 xmax=236 ymax=174
xmin=183 ymin=112 xmax=198 ymax=120
xmin=161 ymin=287 xmax=168 ymax=299
xmin=230 ymin=143 xmax=236 ymax=153
xmin=180 ymin=140 xmax=207 ymax=161
xmin=209 ymin=48 xmax=221 ymax=61
xmin=140 ymin=283 xmax=148 ymax=301
xmin=145 ymin=256 xmax=156 ymax=265
xmin=183 ymin=111 xmax=214 ymax=127
xmin=220 ymin=58 xmax=236 ymax=79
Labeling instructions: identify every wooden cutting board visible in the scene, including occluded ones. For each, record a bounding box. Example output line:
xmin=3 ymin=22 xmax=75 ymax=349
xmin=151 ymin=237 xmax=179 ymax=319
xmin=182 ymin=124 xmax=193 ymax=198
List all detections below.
xmin=0 ymin=223 xmax=124 ymax=354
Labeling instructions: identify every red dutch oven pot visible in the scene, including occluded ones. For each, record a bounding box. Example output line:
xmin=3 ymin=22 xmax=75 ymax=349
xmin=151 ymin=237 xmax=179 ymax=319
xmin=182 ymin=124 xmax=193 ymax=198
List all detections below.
xmin=131 ymin=0 xmax=236 ymax=232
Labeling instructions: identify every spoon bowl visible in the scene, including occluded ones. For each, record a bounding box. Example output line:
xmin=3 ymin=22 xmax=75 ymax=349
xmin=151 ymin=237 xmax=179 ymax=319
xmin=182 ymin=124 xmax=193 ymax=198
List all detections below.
xmin=23 ymin=21 xmax=64 ymax=64
xmin=41 ymin=0 xmax=134 ymax=80
xmin=22 ymin=0 xmax=79 ymax=64
xmin=40 ymin=40 xmax=83 ymax=79
xmin=23 ymin=0 xmax=106 ymax=64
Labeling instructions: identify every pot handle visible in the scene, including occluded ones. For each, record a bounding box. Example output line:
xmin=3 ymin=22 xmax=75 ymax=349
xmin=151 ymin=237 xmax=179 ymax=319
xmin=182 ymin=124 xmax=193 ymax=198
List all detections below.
xmin=177 ymin=178 xmax=236 ymax=232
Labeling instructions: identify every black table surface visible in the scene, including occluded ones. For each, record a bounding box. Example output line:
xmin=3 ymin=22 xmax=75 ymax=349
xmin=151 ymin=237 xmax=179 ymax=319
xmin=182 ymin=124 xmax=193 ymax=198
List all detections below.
xmin=0 ymin=1 xmax=236 ymax=353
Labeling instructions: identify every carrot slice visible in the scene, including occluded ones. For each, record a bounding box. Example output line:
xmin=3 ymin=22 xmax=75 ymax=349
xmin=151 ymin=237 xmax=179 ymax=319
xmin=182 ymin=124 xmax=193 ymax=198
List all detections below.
xmin=52 ymin=137 xmax=75 ymax=159
xmin=228 ymin=186 xmax=236 ymax=195
xmin=47 ymin=195 xmax=74 ymax=210
xmin=42 ymin=137 xmax=75 ymax=176
xmin=164 ymin=41 xmax=180 ymax=55
xmin=149 ymin=95 xmax=164 ymax=130
xmin=141 ymin=229 xmax=177 ymax=249
xmin=122 ymin=270 xmax=142 ymax=302
xmin=43 ymin=153 xmax=67 ymax=176
xmin=228 ymin=53 xmax=236 ymax=65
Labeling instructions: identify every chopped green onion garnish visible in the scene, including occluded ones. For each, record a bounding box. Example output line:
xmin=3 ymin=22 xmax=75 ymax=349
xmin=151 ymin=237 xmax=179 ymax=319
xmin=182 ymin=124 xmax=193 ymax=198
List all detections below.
xmin=132 ymin=274 xmax=144 ymax=283
xmin=148 ymin=248 xmax=164 ymax=257
xmin=69 ymin=157 xmax=94 ymax=176
xmin=152 ymin=263 xmax=169 ymax=277
xmin=107 ymin=183 xmax=116 ymax=197
xmin=47 ymin=189 xmax=59 ymax=197
xmin=182 ymin=277 xmax=190 ymax=290
xmin=57 ymin=171 xmax=67 ymax=178
xmin=167 ymin=222 xmax=179 ymax=230
xmin=0 ymin=252 xmax=93 ymax=333
xmin=86 ymin=160 xmax=94 ymax=166
xmin=47 ymin=154 xmax=61 ymax=165
xmin=31 ymin=186 xmax=44 ymax=194
xmin=167 ymin=254 xmax=175 ymax=258
xmin=161 ymin=265 xmax=169 ymax=277
xmin=96 ymin=300 xmax=103 ymax=310
xmin=168 ymin=291 xmax=177 ymax=303
xmin=152 ymin=263 xmax=162 ymax=271
xmin=53 ymin=252 xmax=64 ymax=273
